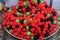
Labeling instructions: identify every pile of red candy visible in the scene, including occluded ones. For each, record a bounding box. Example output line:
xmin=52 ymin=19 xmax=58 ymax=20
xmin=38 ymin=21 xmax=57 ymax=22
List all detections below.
xmin=3 ymin=0 xmax=58 ymax=40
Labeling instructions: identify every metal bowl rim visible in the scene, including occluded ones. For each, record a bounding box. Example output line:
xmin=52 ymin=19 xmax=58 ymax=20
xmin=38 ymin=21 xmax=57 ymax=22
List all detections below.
xmin=4 ymin=26 xmax=59 ymax=40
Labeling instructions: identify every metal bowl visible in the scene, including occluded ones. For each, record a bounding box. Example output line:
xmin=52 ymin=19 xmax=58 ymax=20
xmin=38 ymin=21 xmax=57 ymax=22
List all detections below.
xmin=43 ymin=27 xmax=59 ymax=40
xmin=3 ymin=26 xmax=59 ymax=40
xmin=3 ymin=27 xmax=26 ymax=40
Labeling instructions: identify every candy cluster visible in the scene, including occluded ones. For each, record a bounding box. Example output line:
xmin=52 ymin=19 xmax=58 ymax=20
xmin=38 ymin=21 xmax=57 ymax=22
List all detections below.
xmin=3 ymin=0 xmax=59 ymax=40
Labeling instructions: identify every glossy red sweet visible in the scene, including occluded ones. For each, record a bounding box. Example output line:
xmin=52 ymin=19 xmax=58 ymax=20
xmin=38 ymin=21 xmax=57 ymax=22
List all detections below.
xmin=3 ymin=0 xmax=58 ymax=40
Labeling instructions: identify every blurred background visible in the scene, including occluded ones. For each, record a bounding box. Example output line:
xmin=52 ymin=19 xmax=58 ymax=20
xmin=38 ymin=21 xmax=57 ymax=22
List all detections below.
xmin=46 ymin=0 xmax=60 ymax=10
xmin=0 ymin=0 xmax=60 ymax=10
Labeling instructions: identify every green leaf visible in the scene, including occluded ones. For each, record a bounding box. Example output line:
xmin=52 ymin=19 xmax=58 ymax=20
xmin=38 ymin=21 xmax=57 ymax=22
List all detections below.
xmin=33 ymin=0 xmax=37 ymax=2
xmin=16 ymin=19 xmax=20 ymax=23
xmin=53 ymin=20 xmax=56 ymax=24
xmin=16 ymin=6 xmax=19 ymax=9
xmin=8 ymin=8 xmax=11 ymax=12
xmin=16 ymin=12 xmax=21 ymax=16
xmin=23 ymin=20 xmax=27 ymax=24
xmin=24 ymin=2 xmax=28 ymax=6
xmin=47 ymin=14 xmax=50 ymax=17
xmin=31 ymin=36 xmax=34 ymax=40
xmin=58 ymin=17 xmax=60 ymax=21
xmin=26 ymin=12 xmax=30 ymax=15
xmin=27 ymin=32 xmax=31 ymax=36
xmin=26 ymin=26 xmax=30 ymax=30
xmin=30 ymin=18 xmax=33 ymax=21
xmin=32 ymin=14 xmax=34 ymax=16
xmin=40 ymin=0 xmax=44 ymax=3
xmin=58 ymin=22 xmax=60 ymax=26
